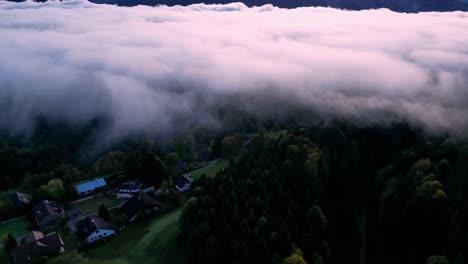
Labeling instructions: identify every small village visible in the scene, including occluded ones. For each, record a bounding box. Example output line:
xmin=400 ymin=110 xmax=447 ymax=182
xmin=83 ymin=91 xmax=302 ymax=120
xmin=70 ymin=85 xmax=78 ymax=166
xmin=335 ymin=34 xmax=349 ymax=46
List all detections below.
xmin=0 ymin=130 xmax=255 ymax=264
xmin=1 ymin=171 xmax=197 ymax=264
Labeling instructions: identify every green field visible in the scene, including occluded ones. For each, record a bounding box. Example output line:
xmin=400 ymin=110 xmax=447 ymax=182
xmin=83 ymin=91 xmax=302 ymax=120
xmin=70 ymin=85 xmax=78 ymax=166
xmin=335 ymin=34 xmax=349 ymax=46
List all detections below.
xmin=0 ymin=249 xmax=10 ymax=263
xmin=268 ymin=130 xmax=288 ymax=139
xmin=247 ymin=129 xmax=287 ymax=139
xmin=72 ymin=195 xmax=122 ymax=216
xmin=0 ymin=217 xmax=30 ymax=240
xmin=0 ymin=189 xmax=16 ymax=199
xmin=85 ymin=208 xmax=184 ymax=264
xmin=191 ymin=159 xmax=229 ymax=179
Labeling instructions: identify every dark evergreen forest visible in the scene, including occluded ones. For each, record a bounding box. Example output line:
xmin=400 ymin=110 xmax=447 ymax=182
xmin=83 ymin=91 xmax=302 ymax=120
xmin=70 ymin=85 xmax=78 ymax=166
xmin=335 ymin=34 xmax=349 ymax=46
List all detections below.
xmin=1 ymin=119 xmax=467 ymax=264
xmin=180 ymin=125 xmax=468 ymax=264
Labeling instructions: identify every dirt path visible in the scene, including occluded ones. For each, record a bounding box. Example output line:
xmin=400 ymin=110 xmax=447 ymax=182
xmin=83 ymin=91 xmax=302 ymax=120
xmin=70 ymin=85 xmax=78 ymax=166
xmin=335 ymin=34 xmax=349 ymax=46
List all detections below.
xmin=183 ymin=159 xmax=218 ymax=176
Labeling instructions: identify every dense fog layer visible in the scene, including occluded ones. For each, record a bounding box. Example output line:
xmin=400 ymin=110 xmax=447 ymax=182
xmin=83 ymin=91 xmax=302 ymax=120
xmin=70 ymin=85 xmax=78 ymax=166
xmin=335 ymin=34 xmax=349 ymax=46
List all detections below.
xmin=1 ymin=0 xmax=467 ymax=139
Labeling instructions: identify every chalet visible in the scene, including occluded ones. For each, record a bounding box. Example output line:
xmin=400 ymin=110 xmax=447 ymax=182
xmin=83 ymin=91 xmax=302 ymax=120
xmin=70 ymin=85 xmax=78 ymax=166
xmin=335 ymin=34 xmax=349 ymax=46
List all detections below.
xmin=11 ymin=231 xmax=65 ymax=264
xmin=32 ymin=200 xmax=64 ymax=229
xmin=74 ymin=178 xmax=107 ymax=196
xmin=116 ymin=180 xmax=154 ymax=199
xmin=119 ymin=194 xmax=159 ymax=222
xmin=116 ymin=180 xmax=142 ymax=199
xmin=175 ymin=175 xmax=192 ymax=192
xmin=76 ymin=216 xmax=116 ymax=244
xmin=11 ymin=192 xmax=32 ymax=207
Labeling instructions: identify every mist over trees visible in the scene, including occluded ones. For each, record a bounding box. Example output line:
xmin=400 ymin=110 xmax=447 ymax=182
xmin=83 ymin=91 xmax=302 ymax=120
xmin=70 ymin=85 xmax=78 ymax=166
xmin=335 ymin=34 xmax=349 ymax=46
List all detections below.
xmin=1 ymin=1 xmax=468 ymax=142
xmin=0 ymin=114 xmax=467 ymax=263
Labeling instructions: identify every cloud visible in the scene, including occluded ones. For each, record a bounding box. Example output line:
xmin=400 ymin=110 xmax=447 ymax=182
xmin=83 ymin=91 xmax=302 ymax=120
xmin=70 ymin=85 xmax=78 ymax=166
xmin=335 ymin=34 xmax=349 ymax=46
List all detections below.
xmin=0 ymin=0 xmax=467 ymax=141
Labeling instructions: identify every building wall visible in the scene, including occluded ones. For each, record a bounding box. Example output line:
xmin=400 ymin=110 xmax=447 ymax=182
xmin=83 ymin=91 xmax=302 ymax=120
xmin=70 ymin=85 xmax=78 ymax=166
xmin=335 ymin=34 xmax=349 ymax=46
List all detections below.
xmin=86 ymin=229 xmax=116 ymax=243
xmin=176 ymin=183 xmax=190 ymax=192
xmin=117 ymin=193 xmax=133 ymax=199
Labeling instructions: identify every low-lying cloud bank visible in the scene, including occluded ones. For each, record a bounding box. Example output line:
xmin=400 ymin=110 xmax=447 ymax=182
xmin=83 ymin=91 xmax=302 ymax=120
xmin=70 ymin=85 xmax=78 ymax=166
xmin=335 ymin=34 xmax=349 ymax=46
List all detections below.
xmin=0 ymin=0 xmax=467 ymax=140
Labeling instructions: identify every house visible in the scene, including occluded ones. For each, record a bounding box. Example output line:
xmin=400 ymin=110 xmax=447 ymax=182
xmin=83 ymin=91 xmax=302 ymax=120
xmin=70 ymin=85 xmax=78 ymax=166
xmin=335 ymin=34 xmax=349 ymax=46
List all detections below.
xmin=11 ymin=231 xmax=65 ymax=264
xmin=116 ymin=180 xmax=154 ymax=199
xmin=76 ymin=216 xmax=115 ymax=244
xmin=32 ymin=200 xmax=64 ymax=229
xmin=119 ymin=194 xmax=159 ymax=222
xmin=11 ymin=192 xmax=32 ymax=207
xmin=116 ymin=180 xmax=143 ymax=199
xmin=175 ymin=175 xmax=192 ymax=192
xmin=74 ymin=178 xmax=107 ymax=196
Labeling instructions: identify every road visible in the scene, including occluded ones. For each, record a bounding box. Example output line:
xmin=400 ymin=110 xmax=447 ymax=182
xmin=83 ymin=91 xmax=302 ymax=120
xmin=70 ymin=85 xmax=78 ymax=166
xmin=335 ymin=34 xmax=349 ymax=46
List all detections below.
xmin=183 ymin=159 xmax=218 ymax=177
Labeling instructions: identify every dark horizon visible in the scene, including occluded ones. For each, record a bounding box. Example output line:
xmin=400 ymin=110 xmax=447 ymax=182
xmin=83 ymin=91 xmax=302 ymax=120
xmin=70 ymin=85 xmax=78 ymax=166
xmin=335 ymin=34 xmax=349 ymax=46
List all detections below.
xmin=68 ymin=0 xmax=468 ymax=12
xmin=7 ymin=0 xmax=468 ymax=12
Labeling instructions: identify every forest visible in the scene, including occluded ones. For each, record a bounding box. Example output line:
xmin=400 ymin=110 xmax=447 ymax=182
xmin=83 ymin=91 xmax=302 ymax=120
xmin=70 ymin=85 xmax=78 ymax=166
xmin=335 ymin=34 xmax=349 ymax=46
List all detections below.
xmin=180 ymin=124 xmax=468 ymax=264
xmin=0 ymin=119 xmax=467 ymax=264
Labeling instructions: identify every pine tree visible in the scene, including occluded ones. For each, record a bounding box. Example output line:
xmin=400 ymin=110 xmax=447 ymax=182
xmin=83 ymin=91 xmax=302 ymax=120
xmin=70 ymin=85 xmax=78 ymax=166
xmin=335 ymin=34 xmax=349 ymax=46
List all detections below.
xmin=98 ymin=204 xmax=111 ymax=221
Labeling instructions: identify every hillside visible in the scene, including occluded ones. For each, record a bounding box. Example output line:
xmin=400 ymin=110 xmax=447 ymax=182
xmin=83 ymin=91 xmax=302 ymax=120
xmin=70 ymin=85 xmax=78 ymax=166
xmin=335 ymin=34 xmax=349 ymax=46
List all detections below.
xmin=87 ymin=0 xmax=468 ymax=12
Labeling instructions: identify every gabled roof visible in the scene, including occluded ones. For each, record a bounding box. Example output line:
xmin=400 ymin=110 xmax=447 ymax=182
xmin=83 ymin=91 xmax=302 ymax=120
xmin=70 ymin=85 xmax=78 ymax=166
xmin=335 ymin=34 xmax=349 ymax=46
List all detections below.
xmin=117 ymin=180 xmax=142 ymax=193
xmin=76 ymin=216 xmax=114 ymax=240
xmin=25 ymin=231 xmax=44 ymax=244
xmin=74 ymin=178 xmax=107 ymax=194
xmin=120 ymin=194 xmax=158 ymax=220
xmin=12 ymin=232 xmax=64 ymax=264
xmin=33 ymin=200 xmax=63 ymax=224
xmin=12 ymin=192 xmax=32 ymax=204
xmin=175 ymin=175 xmax=190 ymax=189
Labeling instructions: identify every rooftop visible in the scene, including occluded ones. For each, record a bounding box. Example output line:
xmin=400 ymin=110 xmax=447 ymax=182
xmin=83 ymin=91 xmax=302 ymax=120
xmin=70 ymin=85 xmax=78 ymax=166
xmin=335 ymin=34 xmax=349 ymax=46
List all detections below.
xmin=74 ymin=178 xmax=107 ymax=194
xmin=117 ymin=180 xmax=143 ymax=193
xmin=33 ymin=200 xmax=63 ymax=224
xmin=11 ymin=231 xmax=64 ymax=264
xmin=77 ymin=215 xmax=114 ymax=240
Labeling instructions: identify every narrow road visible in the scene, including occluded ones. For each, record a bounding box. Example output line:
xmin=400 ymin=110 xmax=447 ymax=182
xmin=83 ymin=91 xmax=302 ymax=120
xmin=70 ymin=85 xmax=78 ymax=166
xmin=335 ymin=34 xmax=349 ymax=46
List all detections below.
xmin=183 ymin=159 xmax=219 ymax=176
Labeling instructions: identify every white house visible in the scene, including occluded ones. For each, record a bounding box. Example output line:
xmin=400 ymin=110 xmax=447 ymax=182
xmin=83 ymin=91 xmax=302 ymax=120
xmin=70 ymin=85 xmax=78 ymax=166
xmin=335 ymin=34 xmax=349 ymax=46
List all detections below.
xmin=116 ymin=180 xmax=155 ymax=199
xmin=77 ymin=216 xmax=115 ymax=244
xmin=175 ymin=175 xmax=192 ymax=192
xmin=116 ymin=180 xmax=142 ymax=199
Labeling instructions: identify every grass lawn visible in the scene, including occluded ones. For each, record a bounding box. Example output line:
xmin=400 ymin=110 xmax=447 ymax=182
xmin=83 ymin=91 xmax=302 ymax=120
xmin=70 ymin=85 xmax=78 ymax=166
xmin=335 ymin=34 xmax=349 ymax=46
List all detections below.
xmin=191 ymin=159 xmax=229 ymax=179
xmin=247 ymin=129 xmax=287 ymax=139
xmin=0 ymin=189 xmax=16 ymax=200
xmin=59 ymin=229 xmax=78 ymax=252
xmin=72 ymin=195 xmax=122 ymax=216
xmin=268 ymin=129 xmax=288 ymax=139
xmin=0 ymin=217 xmax=30 ymax=240
xmin=85 ymin=208 xmax=185 ymax=264
xmin=0 ymin=249 xmax=10 ymax=264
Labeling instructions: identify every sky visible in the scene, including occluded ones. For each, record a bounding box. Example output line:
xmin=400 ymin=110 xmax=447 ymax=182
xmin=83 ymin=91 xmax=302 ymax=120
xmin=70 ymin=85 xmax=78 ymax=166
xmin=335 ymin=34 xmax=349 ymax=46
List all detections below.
xmin=0 ymin=0 xmax=467 ymax=141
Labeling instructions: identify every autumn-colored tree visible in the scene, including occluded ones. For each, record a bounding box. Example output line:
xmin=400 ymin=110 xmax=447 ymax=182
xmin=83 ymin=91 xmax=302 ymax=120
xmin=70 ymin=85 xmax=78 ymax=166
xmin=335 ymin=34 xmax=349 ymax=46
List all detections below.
xmin=40 ymin=178 xmax=65 ymax=201
xmin=283 ymin=246 xmax=307 ymax=264
xmin=427 ymin=255 xmax=449 ymax=264
xmin=98 ymin=204 xmax=111 ymax=221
